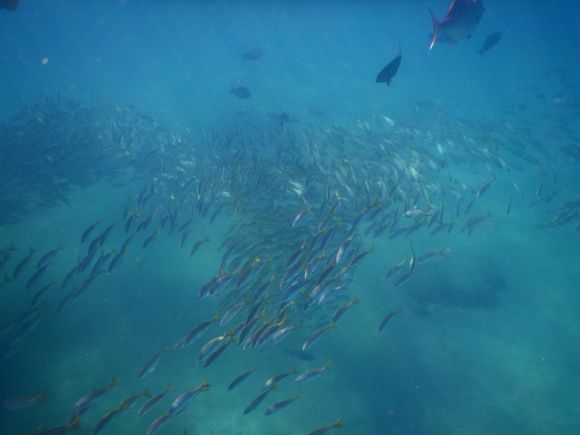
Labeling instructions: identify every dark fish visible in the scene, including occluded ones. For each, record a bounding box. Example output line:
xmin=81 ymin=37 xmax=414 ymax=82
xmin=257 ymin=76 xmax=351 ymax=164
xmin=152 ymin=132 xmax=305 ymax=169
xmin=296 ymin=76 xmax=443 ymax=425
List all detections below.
xmin=36 ymin=413 xmax=81 ymax=435
xmin=1 ymin=0 xmax=19 ymax=11
xmin=230 ymin=86 xmax=252 ymax=99
xmin=376 ymin=44 xmax=402 ymax=86
xmin=37 ymin=246 xmax=63 ymax=270
xmin=283 ymin=347 xmax=315 ymax=361
xmin=477 ymin=32 xmax=502 ymax=55
xmin=1 ymin=392 xmax=46 ymax=411
xmin=243 ymin=388 xmax=273 ymax=415
xmin=429 ymin=0 xmax=485 ymax=50
xmin=81 ymin=220 xmax=101 ymax=244
xmin=308 ymin=418 xmax=344 ymax=435
xmin=137 ymin=385 xmax=172 ymax=417
xmin=13 ymin=247 xmax=36 ymax=278
xmin=228 ymin=369 xmax=254 ymax=391
xmin=378 ymin=307 xmax=403 ymax=333
xmin=243 ymin=47 xmax=264 ymax=60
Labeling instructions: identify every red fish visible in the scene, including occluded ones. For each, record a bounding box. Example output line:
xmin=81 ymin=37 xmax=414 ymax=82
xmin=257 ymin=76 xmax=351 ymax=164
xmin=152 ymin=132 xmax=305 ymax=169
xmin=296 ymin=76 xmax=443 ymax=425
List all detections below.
xmin=429 ymin=0 xmax=485 ymax=51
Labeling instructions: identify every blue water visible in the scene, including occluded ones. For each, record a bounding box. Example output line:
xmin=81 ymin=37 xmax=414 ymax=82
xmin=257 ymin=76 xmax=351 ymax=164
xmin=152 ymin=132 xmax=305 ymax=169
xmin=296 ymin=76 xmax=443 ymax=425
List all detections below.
xmin=1 ymin=1 xmax=580 ymax=434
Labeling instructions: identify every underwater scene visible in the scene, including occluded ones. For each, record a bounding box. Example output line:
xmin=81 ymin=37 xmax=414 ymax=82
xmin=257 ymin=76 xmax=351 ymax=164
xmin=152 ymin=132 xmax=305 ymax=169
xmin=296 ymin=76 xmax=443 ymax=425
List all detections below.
xmin=1 ymin=1 xmax=579 ymax=434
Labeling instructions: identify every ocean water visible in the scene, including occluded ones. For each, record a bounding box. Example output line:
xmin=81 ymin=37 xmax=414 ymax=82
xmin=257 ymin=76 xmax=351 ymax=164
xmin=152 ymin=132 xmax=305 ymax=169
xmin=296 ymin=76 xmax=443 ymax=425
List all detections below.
xmin=1 ymin=1 xmax=580 ymax=435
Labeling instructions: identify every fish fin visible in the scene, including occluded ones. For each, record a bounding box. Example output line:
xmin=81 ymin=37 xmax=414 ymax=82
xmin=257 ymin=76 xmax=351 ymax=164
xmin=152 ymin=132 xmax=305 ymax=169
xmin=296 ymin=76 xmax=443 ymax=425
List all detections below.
xmin=333 ymin=418 xmax=344 ymax=428
xmin=110 ymin=377 xmax=118 ymax=388
xmin=143 ymin=388 xmax=151 ymax=397
xmin=37 ymin=392 xmax=47 ymax=401
xmin=429 ymin=8 xmax=439 ymax=51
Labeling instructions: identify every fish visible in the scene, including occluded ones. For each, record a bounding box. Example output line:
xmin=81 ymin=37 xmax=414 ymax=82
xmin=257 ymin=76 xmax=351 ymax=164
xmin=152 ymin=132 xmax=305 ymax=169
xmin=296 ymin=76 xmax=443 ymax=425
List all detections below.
xmin=302 ymin=324 xmax=334 ymax=351
xmin=331 ymin=298 xmax=359 ymax=324
xmin=36 ymin=413 xmax=82 ymax=435
xmin=1 ymin=392 xmax=46 ymax=411
xmin=264 ymin=391 xmax=301 ymax=415
xmin=477 ymin=32 xmax=502 ymax=54
xmin=295 ymin=361 xmax=332 ymax=384
xmin=92 ymin=403 xmax=128 ymax=435
xmin=378 ymin=307 xmax=403 ymax=333
xmin=169 ymin=381 xmax=210 ymax=416
xmin=119 ymin=388 xmax=151 ymax=409
xmin=308 ymin=418 xmax=344 ymax=435
xmin=81 ymin=221 xmax=102 ymax=244
xmin=137 ymin=385 xmax=172 ymax=417
xmin=174 ymin=317 xmax=218 ymax=351
xmin=264 ymin=369 xmax=297 ymax=389
xmin=136 ymin=345 xmax=169 ymax=379
xmin=429 ymin=0 xmax=485 ymax=50
xmin=230 ymin=86 xmax=252 ymax=99
xmin=26 ymin=264 xmax=50 ymax=289
xmin=243 ymin=387 xmax=273 ymax=415
xmin=376 ymin=43 xmax=402 ymax=86
xmin=228 ymin=369 xmax=254 ymax=391
xmin=13 ymin=247 xmax=36 ymax=278
xmin=1 ymin=0 xmax=19 ymax=11
xmin=73 ymin=377 xmax=118 ymax=412
xmin=243 ymin=47 xmax=264 ymax=60
xmin=145 ymin=413 xmax=173 ymax=435
xmin=283 ymin=347 xmax=315 ymax=361
xmin=37 ymin=246 xmax=63 ymax=270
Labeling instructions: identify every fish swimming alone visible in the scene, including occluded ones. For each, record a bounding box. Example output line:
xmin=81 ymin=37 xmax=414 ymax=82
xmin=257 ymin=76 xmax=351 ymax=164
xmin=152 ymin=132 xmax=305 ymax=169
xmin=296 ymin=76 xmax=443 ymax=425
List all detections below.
xmin=1 ymin=0 xmax=19 ymax=11
xmin=243 ymin=47 xmax=264 ymax=60
xmin=230 ymin=86 xmax=252 ymax=99
xmin=477 ymin=31 xmax=502 ymax=54
xmin=429 ymin=0 xmax=485 ymax=51
xmin=376 ymin=44 xmax=402 ymax=86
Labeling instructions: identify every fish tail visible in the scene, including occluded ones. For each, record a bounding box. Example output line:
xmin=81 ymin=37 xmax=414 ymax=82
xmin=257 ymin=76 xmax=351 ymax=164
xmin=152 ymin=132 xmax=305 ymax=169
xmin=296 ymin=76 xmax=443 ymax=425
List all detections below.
xmin=428 ymin=8 xmax=439 ymax=51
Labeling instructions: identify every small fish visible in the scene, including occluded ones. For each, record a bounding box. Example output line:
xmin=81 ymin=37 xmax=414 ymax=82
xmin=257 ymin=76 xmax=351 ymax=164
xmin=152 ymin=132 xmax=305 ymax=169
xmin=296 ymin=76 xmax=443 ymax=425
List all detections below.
xmin=230 ymin=86 xmax=252 ymax=99
xmin=190 ymin=236 xmax=210 ymax=257
xmin=174 ymin=317 xmax=218 ymax=350
xmin=169 ymin=381 xmax=210 ymax=416
xmin=119 ymin=388 xmax=150 ymax=409
xmin=1 ymin=0 xmax=20 ymax=12
xmin=265 ymin=391 xmax=301 ymax=415
xmin=378 ymin=308 xmax=403 ymax=333
xmin=243 ymin=47 xmax=264 ymax=60
xmin=283 ymin=348 xmax=315 ymax=361
xmin=295 ymin=361 xmax=332 ymax=384
xmin=228 ymin=369 xmax=254 ymax=391
xmin=92 ymin=403 xmax=128 ymax=435
xmin=477 ymin=32 xmax=502 ymax=55
xmin=13 ymin=247 xmax=36 ymax=278
xmin=264 ymin=369 xmax=297 ymax=390
xmin=506 ymin=195 xmax=512 ymax=216
xmin=393 ymin=270 xmax=413 ymax=288
xmin=74 ymin=377 xmax=118 ymax=412
xmin=30 ymin=281 xmax=55 ymax=307
xmin=137 ymin=345 xmax=169 ymax=379
xmin=146 ymin=413 xmax=173 ymax=435
xmin=137 ymin=385 xmax=172 ymax=417
xmin=81 ymin=221 xmax=102 ymax=244
xmin=308 ymin=418 xmax=344 ymax=435
xmin=331 ymin=298 xmax=359 ymax=324
xmin=26 ymin=264 xmax=50 ymax=289
xmin=243 ymin=387 xmax=273 ymax=415
xmin=292 ymin=206 xmax=313 ymax=228
xmin=37 ymin=413 xmax=82 ymax=435
xmin=302 ymin=324 xmax=334 ymax=351
xmin=37 ymin=246 xmax=63 ymax=270
xmin=1 ymin=392 xmax=46 ymax=411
